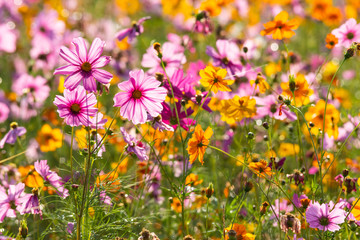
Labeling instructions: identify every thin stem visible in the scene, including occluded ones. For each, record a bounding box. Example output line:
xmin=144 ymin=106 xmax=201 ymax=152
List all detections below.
xmin=70 ymin=127 xmax=75 ymax=184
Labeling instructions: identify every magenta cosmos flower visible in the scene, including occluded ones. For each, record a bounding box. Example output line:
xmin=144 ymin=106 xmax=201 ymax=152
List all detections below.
xmin=0 ymin=122 xmax=26 ymax=149
xmin=120 ymin=127 xmax=148 ymax=161
xmin=306 ymin=201 xmax=345 ymax=232
xmin=53 ymin=85 xmax=98 ymax=127
xmin=54 ymin=37 xmax=112 ymax=92
xmin=116 ymin=16 xmax=151 ymax=43
xmin=113 ymin=69 xmax=167 ymax=125
xmin=332 ymin=18 xmax=360 ymax=48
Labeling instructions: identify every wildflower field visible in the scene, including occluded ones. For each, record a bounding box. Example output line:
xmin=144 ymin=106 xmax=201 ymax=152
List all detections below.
xmin=2 ymin=0 xmax=360 ymax=239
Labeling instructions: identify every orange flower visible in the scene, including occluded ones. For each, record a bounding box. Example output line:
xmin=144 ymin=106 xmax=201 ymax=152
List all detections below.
xmin=280 ymin=74 xmax=313 ymax=107
xmin=250 ymin=73 xmax=270 ymax=93
xmin=18 ymin=165 xmax=44 ymax=188
xmin=249 ymin=160 xmax=273 ymax=178
xmin=325 ymin=33 xmax=338 ymax=49
xmin=36 ymin=124 xmax=63 ymax=152
xmin=324 ymin=7 xmax=342 ymax=26
xmin=185 ymin=173 xmax=203 ymax=186
xmin=260 ymin=11 xmax=299 ymax=40
xmin=311 ymin=0 xmax=331 ymax=20
xmin=199 ymin=65 xmax=233 ymax=94
xmin=171 ymin=197 xmax=182 ymax=213
xmin=225 ymin=223 xmax=255 ymax=240
xmin=187 ymin=124 xmax=213 ymax=165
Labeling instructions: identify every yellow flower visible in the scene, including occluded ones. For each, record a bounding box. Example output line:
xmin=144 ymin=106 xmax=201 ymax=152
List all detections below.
xmin=115 ymin=0 xmax=141 ymax=14
xmin=161 ymin=0 xmax=193 ymax=20
xmin=249 ymin=160 xmax=273 ymax=178
xmin=111 ymin=158 xmax=129 ymax=174
xmin=281 ymin=74 xmax=313 ymax=107
xmin=18 ymin=165 xmax=44 ymax=188
xmin=220 ymin=96 xmax=257 ymax=124
xmin=250 ymin=73 xmax=270 ymax=93
xmin=260 ymin=11 xmax=299 ymax=40
xmin=333 ymin=88 xmax=352 ymax=109
xmin=171 ymin=197 xmax=182 ymax=213
xmin=199 ymin=66 xmax=233 ymax=93
xmin=187 ymin=124 xmax=213 ymax=165
xmin=36 ymin=124 xmax=63 ymax=152
xmin=351 ymin=198 xmax=360 ymax=220
xmin=199 ymin=0 xmax=222 ymax=17
xmin=304 ymin=100 xmax=340 ymax=139
xmin=185 ymin=173 xmax=203 ymax=186
xmin=278 ymin=143 xmax=300 ymax=157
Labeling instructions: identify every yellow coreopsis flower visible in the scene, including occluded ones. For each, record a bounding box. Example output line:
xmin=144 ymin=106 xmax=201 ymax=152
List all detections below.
xmin=250 ymin=73 xmax=270 ymax=93
xmin=281 ymin=74 xmax=313 ymax=107
xmin=249 ymin=160 xmax=273 ymax=178
xmin=225 ymin=223 xmax=255 ymax=240
xmin=220 ymin=96 xmax=257 ymax=124
xmin=260 ymin=11 xmax=300 ymax=40
xmin=36 ymin=124 xmax=63 ymax=152
xmin=199 ymin=66 xmax=233 ymax=94
xmin=187 ymin=124 xmax=213 ymax=165
xmin=304 ymin=100 xmax=340 ymax=139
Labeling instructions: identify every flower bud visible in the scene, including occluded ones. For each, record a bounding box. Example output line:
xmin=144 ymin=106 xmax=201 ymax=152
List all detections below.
xmin=247 ymin=132 xmax=254 ymax=139
xmin=345 ymin=47 xmax=355 ymax=59
xmin=228 ymin=229 xmax=237 ymax=240
xmin=155 ymin=73 xmax=164 ymax=83
xmin=262 ymin=121 xmax=269 ymax=129
xmin=206 ymin=183 xmax=214 ymax=199
xmin=245 ymin=181 xmax=253 ymax=192
xmin=18 ymin=220 xmax=28 ymax=239
xmin=153 ymin=42 xmax=162 ymax=58
xmin=342 ymin=169 xmax=349 ymax=177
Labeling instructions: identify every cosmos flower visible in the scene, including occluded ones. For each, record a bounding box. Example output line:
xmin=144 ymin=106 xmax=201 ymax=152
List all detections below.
xmin=332 ymin=18 xmax=360 ymax=48
xmin=54 ymin=37 xmax=112 ymax=92
xmin=0 ymin=122 xmax=26 ymax=149
xmin=120 ymin=127 xmax=148 ymax=161
xmin=54 ymin=85 xmax=98 ymax=127
xmin=141 ymin=42 xmax=186 ymax=77
xmin=18 ymin=188 xmax=42 ymax=218
xmin=0 ymin=183 xmax=27 ymax=222
xmin=187 ymin=124 xmax=213 ymax=165
xmin=260 ymin=11 xmax=299 ymax=40
xmin=306 ymin=201 xmax=345 ymax=232
xmin=116 ymin=16 xmax=151 ymax=43
xmin=12 ymin=74 xmax=50 ymax=105
xmin=34 ymin=160 xmax=69 ymax=199
xmin=161 ymin=102 xmax=195 ymax=131
xmin=206 ymin=39 xmax=243 ymax=78
xmin=113 ymin=69 xmax=167 ymax=125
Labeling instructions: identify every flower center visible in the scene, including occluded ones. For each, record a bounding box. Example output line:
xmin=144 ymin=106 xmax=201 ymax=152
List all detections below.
xmin=270 ymin=104 xmax=277 ymax=113
xmin=132 ymin=90 xmax=142 ymax=99
xmin=319 ymin=216 xmax=330 ymax=226
xmin=347 ymin=32 xmax=354 ymax=40
xmin=10 ymin=122 xmax=18 ymax=129
xmin=221 ymin=57 xmax=229 ymax=65
xmin=70 ymin=103 xmax=81 ymax=114
xmin=81 ymin=62 xmax=92 ymax=72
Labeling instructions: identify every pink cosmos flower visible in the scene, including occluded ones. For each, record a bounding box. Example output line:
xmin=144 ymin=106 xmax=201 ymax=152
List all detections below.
xmin=141 ymin=42 xmax=186 ymax=77
xmin=113 ymin=69 xmax=167 ymax=125
xmin=116 ymin=16 xmax=151 ymax=43
xmin=53 ymin=85 xmax=98 ymax=127
xmin=120 ymin=127 xmax=148 ymax=161
xmin=0 ymin=24 xmax=17 ymax=53
xmin=206 ymin=39 xmax=243 ymax=78
xmin=12 ymin=74 xmax=50 ymax=105
xmin=0 ymin=183 xmax=27 ymax=222
xmin=332 ymin=18 xmax=360 ymax=48
xmin=161 ymin=102 xmax=195 ymax=131
xmin=0 ymin=122 xmax=26 ymax=149
xmin=34 ymin=160 xmax=69 ymax=199
xmin=306 ymin=201 xmax=345 ymax=232
xmin=18 ymin=189 xmax=42 ymax=218
xmin=255 ymin=95 xmax=297 ymax=121
xmin=54 ymin=37 xmax=112 ymax=92
xmin=0 ymin=102 xmax=9 ymax=123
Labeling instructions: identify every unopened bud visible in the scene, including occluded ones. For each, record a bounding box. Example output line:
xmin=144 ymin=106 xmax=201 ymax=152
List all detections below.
xmin=155 ymin=72 xmax=164 ymax=82
xmin=262 ymin=122 xmax=269 ymax=129
xmin=228 ymin=229 xmax=237 ymax=240
xmin=206 ymin=183 xmax=214 ymax=199
xmin=153 ymin=42 xmax=162 ymax=58
xmin=345 ymin=47 xmax=355 ymax=59
xmin=342 ymin=169 xmax=349 ymax=177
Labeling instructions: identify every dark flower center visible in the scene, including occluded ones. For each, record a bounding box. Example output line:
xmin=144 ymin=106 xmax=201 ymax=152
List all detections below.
xmin=221 ymin=57 xmax=229 ymax=65
xmin=347 ymin=32 xmax=354 ymax=40
xmin=81 ymin=62 xmax=92 ymax=72
xmin=319 ymin=216 xmax=330 ymax=226
xmin=70 ymin=103 xmax=81 ymax=114
xmin=270 ymin=104 xmax=277 ymax=113
xmin=132 ymin=90 xmax=142 ymax=99
xmin=170 ymin=116 xmax=178 ymax=125
xmin=10 ymin=122 xmax=18 ymax=129
xmin=10 ymin=200 xmax=16 ymax=210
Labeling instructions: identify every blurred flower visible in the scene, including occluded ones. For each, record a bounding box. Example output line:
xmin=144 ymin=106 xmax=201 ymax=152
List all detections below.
xmin=54 ymin=37 xmax=112 ymax=92
xmin=250 ymin=73 xmax=269 ymax=94
xmin=200 ymin=65 xmax=233 ymax=93
xmin=323 ymin=7 xmax=342 ymax=26
xmin=306 ymin=201 xmax=345 ymax=232
xmin=280 ymin=213 xmax=301 ymax=234
xmin=171 ymin=197 xmax=182 ymax=213
xmin=34 ymin=160 xmax=69 ymax=199
xmin=54 ymin=85 xmax=98 ymax=127
xmin=206 ymin=39 xmax=242 ymax=78
xmin=332 ymin=18 xmax=360 ymax=48
xmin=35 ymin=124 xmax=63 ymax=152
xmin=0 ymin=23 xmax=17 ymax=53
xmin=121 ymin=127 xmax=148 ymax=161
xmin=18 ymin=165 xmax=44 ymax=188
xmin=12 ymin=74 xmax=50 ymax=105
xmin=304 ymin=100 xmax=340 ymax=139
xmin=18 ymin=188 xmax=42 ymax=218
xmin=260 ymin=11 xmax=299 ymax=40
xmin=325 ymin=33 xmax=338 ymax=49
xmin=185 ymin=173 xmax=203 ymax=186
xmin=0 ymin=102 xmax=10 ymax=123
xmin=114 ymin=69 xmax=167 ymax=125
xmin=116 ymin=16 xmax=151 ymax=43
xmin=0 ymin=122 xmax=26 ymax=149
xmin=224 ymin=223 xmax=255 ymax=240
xmin=187 ymin=124 xmax=213 ymax=165
xmin=281 ymin=74 xmax=313 ymax=107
